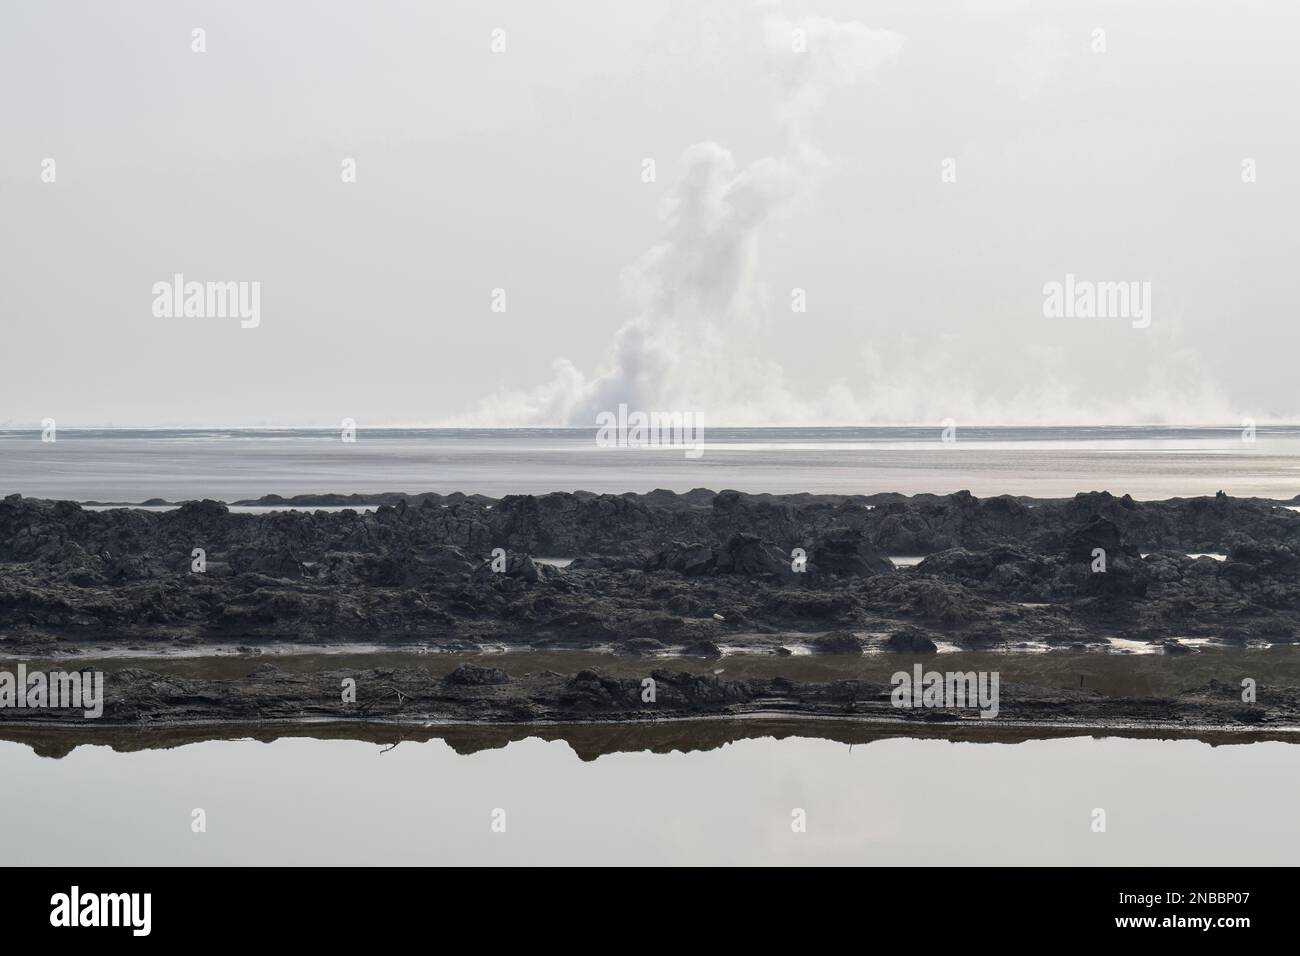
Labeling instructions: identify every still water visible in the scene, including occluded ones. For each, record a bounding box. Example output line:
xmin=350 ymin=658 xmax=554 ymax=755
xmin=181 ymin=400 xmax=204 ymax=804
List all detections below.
xmin=4 ymin=426 xmax=1300 ymax=501
xmin=1 ymin=726 xmax=1296 ymax=865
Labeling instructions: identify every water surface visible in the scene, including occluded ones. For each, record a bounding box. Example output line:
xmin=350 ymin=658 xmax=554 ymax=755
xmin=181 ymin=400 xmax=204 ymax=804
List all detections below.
xmin=1 ymin=727 xmax=1295 ymax=865
xmin=4 ymin=426 xmax=1300 ymax=500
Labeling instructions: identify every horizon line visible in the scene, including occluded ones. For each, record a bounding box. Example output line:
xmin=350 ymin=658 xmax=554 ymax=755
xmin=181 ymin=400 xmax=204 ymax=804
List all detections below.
xmin=2 ymin=422 xmax=1298 ymax=432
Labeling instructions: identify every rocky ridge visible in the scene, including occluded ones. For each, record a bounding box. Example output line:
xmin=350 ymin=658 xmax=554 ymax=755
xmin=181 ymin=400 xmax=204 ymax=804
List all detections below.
xmin=3 ymin=489 xmax=1300 ymax=656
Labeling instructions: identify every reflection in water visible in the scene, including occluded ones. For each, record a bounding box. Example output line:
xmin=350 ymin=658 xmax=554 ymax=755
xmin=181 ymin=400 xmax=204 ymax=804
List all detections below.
xmin=6 ymin=645 xmax=1299 ymax=865
xmin=1 ymin=720 xmax=1297 ymax=865
xmin=5 ymin=715 xmax=1297 ymax=761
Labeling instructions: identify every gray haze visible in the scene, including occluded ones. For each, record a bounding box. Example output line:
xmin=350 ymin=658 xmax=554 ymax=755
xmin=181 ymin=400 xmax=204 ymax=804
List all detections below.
xmin=2 ymin=0 xmax=1298 ymax=427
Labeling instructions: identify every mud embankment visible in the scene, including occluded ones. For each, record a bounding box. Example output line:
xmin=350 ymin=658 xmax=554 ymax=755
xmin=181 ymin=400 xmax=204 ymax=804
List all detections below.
xmin=4 ymin=489 xmax=1300 ymax=657
xmin=1 ymin=654 xmax=1296 ymax=736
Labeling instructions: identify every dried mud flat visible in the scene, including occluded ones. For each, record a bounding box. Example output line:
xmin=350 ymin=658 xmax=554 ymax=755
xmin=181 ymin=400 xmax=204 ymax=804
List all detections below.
xmin=1 ymin=654 xmax=1297 ymax=740
xmin=4 ymin=489 xmax=1300 ymax=736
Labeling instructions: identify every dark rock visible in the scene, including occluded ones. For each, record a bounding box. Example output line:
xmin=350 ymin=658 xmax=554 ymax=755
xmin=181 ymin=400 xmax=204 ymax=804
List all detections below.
xmin=811 ymin=630 xmax=864 ymax=654
xmin=712 ymin=533 xmax=791 ymax=577
xmin=879 ymin=626 xmax=939 ymax=654
xmin=444 ymin=664 xmax=511 ymax=686
xmin=809 ymin=528 xmax=894 ymax=577
xmin=1062 ymin=516 xmax=1125 ymax=559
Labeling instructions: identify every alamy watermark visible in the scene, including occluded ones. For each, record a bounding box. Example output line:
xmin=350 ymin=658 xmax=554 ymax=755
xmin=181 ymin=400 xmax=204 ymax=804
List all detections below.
xmin=152 ymin=274 xmax=261 ymax=328
xmin=50 ymin=887 xmax=150 ymax=936
xmin=1042 ymin=273 xmax=1151 ymax=329
xmin=891 ymin=665 xmax=999 ymax=719
xmin=0 ymin=665 xmax=103 ymax=718
xmin=595 ymin=404 xmax=704 ymax=459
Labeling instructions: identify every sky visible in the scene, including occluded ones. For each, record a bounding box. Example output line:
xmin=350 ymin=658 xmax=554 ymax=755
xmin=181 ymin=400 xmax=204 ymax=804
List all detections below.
xmin=2 ymin=0 xmax=1299 ymax=427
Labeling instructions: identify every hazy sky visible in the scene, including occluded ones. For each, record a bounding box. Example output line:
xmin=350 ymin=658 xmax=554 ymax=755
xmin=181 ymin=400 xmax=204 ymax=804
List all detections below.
xmin=3 ymin=0 xmax=1299 ymax=427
